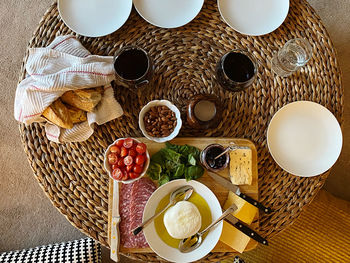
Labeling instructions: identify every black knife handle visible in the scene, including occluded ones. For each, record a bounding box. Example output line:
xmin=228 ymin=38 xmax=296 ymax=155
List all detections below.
xmin=238 ymin=193 xmax=272 ymax=214
xmin=231 ymin=220 xmax=268 ymax=246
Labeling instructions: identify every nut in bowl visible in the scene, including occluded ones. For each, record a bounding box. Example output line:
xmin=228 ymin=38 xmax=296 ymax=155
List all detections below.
xmin=139 ymin=100 xmax=182 ymax=143
xmin=104 ymin=138 xmax=150 ymax=184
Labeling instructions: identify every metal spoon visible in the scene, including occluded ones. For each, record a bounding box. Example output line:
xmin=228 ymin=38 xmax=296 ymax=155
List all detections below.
xmin=207 ymin=145 xmax=236 ymax=168
xmin=214 ymin=145 xmax=238 ymax=160
xmin=133 ymin=185 xmax=194 ymax=235
xmin=178 ymin=203 xmax=238 ymax=253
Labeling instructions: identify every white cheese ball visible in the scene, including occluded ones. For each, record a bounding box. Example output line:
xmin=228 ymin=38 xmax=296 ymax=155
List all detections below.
xmin=163 ymin=201 xmax=202 ymax=239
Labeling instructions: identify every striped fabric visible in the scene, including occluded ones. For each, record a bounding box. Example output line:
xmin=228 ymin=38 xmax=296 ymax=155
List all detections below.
xmin=14 ymin=35 xmax=123 ymax=143
xmin=0 ymin=238 xmax=101 ymax=263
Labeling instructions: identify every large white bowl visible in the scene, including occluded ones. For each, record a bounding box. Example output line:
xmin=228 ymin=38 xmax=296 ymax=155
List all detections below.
xmin=104 ymin=138 xmax=150 ymax=184
xmin=143 ymin=179 xmax=223 ymax=263
xmin=139 ymin=100 xmax=182 ymax=143
xmin=267 ymin=101 xmax=342 ymax=177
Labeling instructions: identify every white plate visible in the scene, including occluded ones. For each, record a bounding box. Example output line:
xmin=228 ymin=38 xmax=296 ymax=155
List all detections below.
xmin=267 ymin=101 xmax=342 ymax=177
xmin=58 ymin=0 xmax=132 ymax=37
xmin=133 ymin=0 xmax=204 ymax=28
xmin=218 ymin=0 xmax=289 ymax=36
xmin=143 ymin=179 xmax=223 ymax=263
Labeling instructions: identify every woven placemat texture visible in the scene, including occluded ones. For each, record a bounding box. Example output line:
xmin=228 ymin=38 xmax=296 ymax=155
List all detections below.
xmin=222 ymin=190 xmax=350 ymax=263
xmin=18 ymin=0 xmax=342 ymax=262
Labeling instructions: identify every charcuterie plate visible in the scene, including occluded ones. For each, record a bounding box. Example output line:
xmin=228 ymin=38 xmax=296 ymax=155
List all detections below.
xmin=108 ymin=137 xmax=259 ymax=253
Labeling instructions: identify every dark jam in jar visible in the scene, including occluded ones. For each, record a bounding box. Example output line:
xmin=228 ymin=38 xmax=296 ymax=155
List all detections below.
xmin=200 ymin=144 xmax=229 ymax=171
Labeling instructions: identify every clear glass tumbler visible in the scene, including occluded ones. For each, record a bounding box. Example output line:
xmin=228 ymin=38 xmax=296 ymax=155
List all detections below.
xmin=114 ymin=46 xmax=153 ymax=92
xmin=216 ymin=49 xmax=257 ymax=92
xmin=271 ymin=38 xmax=312 ymax=77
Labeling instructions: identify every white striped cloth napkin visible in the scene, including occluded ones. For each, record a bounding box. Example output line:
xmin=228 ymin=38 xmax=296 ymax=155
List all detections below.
xmin=14 ymin=35 xmax=123 ymax=143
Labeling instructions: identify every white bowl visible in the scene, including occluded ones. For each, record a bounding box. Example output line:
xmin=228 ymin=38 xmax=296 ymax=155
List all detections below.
xmin=143 ymin=179 xmax=223 ymax=263
xmin=267 ymin=101 xmax=342 ymax=177
xmin=139 ymin=100 xmax=182 ymax=143
xmin=104 ymin=138 xmax=150 ymax=184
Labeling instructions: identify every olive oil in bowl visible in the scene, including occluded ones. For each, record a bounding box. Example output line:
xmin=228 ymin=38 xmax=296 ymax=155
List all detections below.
xmin=154 ymin=192 xmax=212 ymax=248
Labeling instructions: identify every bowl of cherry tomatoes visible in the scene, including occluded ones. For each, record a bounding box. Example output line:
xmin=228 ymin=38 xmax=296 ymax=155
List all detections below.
xmin=104 ymin=138 xmax=150 ymax=183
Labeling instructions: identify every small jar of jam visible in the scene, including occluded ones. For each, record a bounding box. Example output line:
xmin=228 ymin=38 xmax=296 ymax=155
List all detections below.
xmin=187 ymin=94 xmax=222 ymax=129
xmin=200 ymin=144 xmax=229 ymax=171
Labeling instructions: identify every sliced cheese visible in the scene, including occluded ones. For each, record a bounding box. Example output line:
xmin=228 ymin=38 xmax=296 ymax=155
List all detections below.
xmin=220 ymin=221 xmax=251 ymax=253
xmin=223 ymin=192 xmax=258 ymax=225
xmin=220 ymin=192 xmax=258 ymax=252
xmin=229 ymin=148 xmax=252 ymax=185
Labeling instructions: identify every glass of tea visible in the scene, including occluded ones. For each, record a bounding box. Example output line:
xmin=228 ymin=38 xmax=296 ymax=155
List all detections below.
xmin=216 ymin=49 xmax=257 ymax=92
xmin=114 ymin=46 xmax=153 ymax=91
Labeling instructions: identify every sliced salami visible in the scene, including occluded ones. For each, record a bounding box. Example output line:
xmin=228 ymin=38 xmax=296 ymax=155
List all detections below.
xmin=119 ymin=177 xmax=156 ymax=248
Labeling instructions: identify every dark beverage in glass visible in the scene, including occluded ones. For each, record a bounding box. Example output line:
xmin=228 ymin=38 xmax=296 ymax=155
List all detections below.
xmin=216 ymin=50 xmax=257 ymax=92
xmin=114 ymin=46 xmax=153 ymax=90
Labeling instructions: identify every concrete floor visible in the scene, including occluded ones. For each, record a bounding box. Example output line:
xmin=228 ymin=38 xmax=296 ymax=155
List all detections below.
xmin=0 ymin=0 xmax=349 ymax=262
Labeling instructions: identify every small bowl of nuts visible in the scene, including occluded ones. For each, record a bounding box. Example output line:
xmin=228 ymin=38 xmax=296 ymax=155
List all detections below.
xmin=139 ymin=100 xmax=182 ymax=143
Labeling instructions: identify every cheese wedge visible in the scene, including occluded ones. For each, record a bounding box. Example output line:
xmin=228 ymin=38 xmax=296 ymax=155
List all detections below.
xmin=229 ymin=148 xmax=253 ymax=185
xmin=220 ymin=192 xmax=258 ymax=252
xmin=223 ymin=192 xmax=258 ymax=225
xmin=220 ymin=221 xmax=251 ymax=253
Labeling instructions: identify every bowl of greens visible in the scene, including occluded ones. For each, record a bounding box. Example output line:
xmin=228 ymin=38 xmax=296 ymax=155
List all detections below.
xmin=147 ymin=142 xmax=204 ymax=185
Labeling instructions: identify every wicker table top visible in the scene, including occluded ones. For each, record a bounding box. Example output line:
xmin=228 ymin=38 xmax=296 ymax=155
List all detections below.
xmin=18 ymin=0 xmax=343 ymax=262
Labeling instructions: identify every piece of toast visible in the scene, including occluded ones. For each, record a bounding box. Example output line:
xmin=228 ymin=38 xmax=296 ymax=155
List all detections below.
xmin=66 ymin=104 xmax=87 ymax=124
xmin=61 ymin=87 xmax=103 ymax=112
xmin=42 ymin=99 xmax=73 ymax=129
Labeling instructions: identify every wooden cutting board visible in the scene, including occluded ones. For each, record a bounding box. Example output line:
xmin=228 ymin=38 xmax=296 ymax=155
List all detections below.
xmin=108 ymin=137 xmax=259 ymax=253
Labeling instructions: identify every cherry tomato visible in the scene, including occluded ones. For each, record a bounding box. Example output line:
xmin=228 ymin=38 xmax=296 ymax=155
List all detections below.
xmin=117 ymin=158 xmax=125 ymax=168
xmin=123 ymin=138 xmax=134 ymax=149
xmin=126 ymin=165 xmax=134 ymax=172
xmin=122 ymin=170 xmax=129 ymax=181
xmin=115 ymin=139 xmax=124 ymax=147
xmin=135 ymin=155 xmax=146 ymax=165
xmin=120 ymin=147 xmax=128 ymax=157
xmin=108 ymin=153 xmax=118 ymax=165
xmin=124 ymin=156 xmax=133 ymax=166
xmin=133 ymin=165 xmax=143 ymax=173
xmin=128 ymin=149 xmax=137 ymax=157
xmin=110 ymin=146 xmax=121 ymax=155
xmin=111 ymin=164 xmax=119 ymax=170
xmin=136 ymin=143 xmax=147 ymax=154
xmin=112 ymin=168 xmax=123 ymax=180
xmin=129 ymin=172 xmax=140 ymax=179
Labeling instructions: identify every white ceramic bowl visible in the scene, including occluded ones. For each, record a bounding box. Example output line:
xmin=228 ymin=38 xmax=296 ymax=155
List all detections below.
xmin=139 ymin=100 xmax=182 ymax=143
xmin=143 ymin=179 xmax=223 ymax=263
xmin=267 ymin=101 xmax=342 ymax=177
xmin=104 ymin=138 xmax=150 ymax=184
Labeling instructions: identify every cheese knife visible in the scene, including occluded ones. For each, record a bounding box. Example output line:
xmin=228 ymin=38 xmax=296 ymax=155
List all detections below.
xmin=207 ymin=171 xmax=272 ymax=214
xmin=225 ymin=214 xmax=268 ymax=245
xmin=110 ymin=180 xmax=121 ymax=262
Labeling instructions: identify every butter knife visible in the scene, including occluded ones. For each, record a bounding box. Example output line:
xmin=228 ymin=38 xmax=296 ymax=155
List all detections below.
xmin=207 ymin=171 xmax=272 ymax=214
xmin=225 ymin=214 xmax=268 ymax=245
xmin=110 ymin=180 xmax=121 ymax=262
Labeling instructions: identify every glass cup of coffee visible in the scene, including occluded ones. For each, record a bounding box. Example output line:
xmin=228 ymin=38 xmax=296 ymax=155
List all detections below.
xmin=216 ymin=49 xmax=257 ymax=92
xmin=114 ymin=46 xmax=153 ymax=91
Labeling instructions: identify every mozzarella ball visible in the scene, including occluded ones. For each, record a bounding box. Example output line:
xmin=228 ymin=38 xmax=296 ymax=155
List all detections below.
xmin=163 ymin=201 xmax=202 ymax=239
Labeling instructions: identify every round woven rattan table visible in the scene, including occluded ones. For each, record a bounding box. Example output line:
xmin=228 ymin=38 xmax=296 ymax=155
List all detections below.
xmin=18 ymin=0 xmax=343 ymax=262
